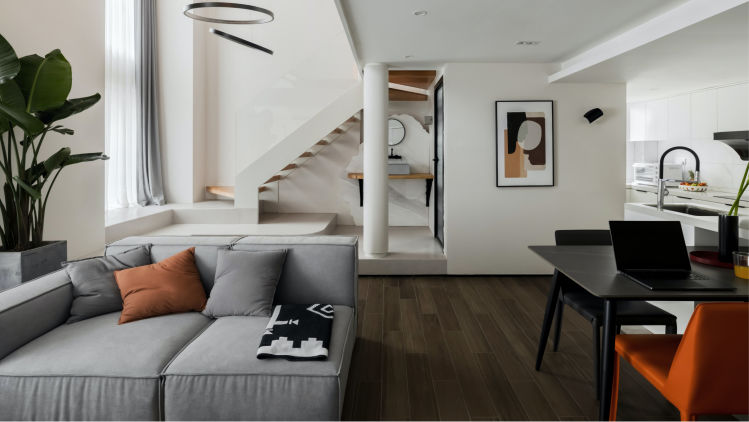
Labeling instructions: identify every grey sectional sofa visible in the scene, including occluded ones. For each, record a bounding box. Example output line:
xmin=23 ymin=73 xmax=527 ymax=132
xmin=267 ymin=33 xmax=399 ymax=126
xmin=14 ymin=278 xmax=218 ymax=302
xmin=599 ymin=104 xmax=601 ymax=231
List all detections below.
xmin=0 ymin=236 xmax=358 ymax=421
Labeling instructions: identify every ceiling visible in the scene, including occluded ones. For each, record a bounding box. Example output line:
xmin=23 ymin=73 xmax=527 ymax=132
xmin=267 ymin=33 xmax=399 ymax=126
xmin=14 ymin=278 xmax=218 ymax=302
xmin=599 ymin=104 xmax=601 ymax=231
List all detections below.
xmin=337 ymin=0 xmax=687 ymax=66
xmin=556 ymin=3 xmax=749 ymax=102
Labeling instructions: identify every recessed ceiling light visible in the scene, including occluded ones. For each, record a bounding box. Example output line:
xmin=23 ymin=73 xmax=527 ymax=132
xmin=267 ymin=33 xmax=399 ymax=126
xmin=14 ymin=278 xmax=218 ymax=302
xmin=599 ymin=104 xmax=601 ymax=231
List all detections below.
xmin=516 ymin=40 xmax=541 ymax=46
xmin=405 ymin=55 xmax=415 ymax=59
xmin=413 ymin=10 xmax=428 ymax=16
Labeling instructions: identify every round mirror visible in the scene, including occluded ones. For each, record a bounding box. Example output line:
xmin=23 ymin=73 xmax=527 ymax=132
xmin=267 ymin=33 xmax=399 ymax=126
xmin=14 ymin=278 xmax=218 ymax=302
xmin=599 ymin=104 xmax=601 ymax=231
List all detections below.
xmin=388 ymin=118 xmax=406 ymax=146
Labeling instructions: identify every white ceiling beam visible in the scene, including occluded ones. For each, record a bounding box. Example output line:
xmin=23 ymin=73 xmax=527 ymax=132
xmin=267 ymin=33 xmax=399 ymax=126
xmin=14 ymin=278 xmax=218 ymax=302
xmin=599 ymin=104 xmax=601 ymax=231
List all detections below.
xmin=548 ymin=0 xmax=748 ymax=83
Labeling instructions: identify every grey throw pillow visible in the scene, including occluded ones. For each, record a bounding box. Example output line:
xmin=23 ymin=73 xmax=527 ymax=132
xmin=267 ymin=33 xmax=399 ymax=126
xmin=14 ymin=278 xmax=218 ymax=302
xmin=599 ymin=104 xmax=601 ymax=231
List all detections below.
xmin=203 ymin=249 xmax=288 ymax=318
xmin=64 ymin=245 xmax=152 ymax=323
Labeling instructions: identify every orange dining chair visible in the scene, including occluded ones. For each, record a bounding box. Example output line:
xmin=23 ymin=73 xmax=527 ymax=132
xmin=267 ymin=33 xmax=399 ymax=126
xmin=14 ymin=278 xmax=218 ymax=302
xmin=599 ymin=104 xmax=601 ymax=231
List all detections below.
xmin=609 ymin=302 xmax=749 ymax=421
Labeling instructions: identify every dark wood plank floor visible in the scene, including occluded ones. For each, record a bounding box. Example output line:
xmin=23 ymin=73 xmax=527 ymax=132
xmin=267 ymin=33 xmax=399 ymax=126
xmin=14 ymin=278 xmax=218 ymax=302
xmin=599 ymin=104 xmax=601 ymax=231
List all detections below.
xmin=341 ymin=276 xmax=681 ymax=421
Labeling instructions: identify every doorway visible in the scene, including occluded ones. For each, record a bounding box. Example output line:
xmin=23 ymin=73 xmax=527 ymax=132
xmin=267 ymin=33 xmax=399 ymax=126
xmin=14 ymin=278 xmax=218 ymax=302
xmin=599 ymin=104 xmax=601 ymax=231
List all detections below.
xmin=433 ymin=77 xmax=444 ymax=246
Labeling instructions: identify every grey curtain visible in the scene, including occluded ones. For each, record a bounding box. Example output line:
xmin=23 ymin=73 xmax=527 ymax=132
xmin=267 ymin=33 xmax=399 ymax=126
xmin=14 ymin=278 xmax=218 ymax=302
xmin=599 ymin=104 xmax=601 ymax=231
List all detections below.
xmin=135 ymin=0 xmax=165 ymax=205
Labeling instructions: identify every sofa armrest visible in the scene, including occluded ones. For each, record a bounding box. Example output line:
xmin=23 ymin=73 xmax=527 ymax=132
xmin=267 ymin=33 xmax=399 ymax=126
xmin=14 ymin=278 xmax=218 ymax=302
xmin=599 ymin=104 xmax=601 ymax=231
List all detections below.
xmin=0 ymin=269 xmax=72 ymax=360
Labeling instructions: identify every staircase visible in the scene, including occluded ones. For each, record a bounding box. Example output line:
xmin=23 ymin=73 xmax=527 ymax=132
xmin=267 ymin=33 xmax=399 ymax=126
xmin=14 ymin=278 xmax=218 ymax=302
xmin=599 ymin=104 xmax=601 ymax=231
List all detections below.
xmin=232 ymin=82 xmax=363 ymax=222
xmin=205 ymin=112 xmax=360 ymax=203
xmin=256 ymin=112 xmax=361 ymax=213
xmin=208 ymin=71 xmax=435 ymax=222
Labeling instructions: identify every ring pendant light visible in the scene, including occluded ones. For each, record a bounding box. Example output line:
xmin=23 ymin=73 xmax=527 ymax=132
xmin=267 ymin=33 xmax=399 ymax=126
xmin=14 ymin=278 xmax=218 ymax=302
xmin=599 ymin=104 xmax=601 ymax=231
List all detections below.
xmin=183 ymin=2 xmax=274 ymax=55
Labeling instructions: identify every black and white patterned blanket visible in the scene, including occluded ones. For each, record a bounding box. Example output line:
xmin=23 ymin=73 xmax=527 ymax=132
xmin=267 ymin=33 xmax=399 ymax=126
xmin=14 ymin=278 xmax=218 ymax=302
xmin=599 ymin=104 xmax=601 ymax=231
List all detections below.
xmin=257 ymin=304 xmax=334 ymax=361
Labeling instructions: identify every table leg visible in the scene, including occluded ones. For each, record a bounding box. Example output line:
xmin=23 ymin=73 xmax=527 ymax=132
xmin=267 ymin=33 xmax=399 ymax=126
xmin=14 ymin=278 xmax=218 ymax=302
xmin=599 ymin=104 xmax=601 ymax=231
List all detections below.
xmin=357 ymin=179 xmax=363 ymax=207
xmin=535 ymin=270 xmax=561 ymax=370
xmin=425 ymin=179 xmax=433 ymax=207
xmin=599 ymin=299 xmax=618 ymax=420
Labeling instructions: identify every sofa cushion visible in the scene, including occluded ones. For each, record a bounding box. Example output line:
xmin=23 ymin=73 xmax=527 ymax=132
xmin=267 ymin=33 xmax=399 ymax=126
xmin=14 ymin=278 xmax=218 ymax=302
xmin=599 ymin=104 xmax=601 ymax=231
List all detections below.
xmin=64 ymin=245 xmax=152 ymax=324
xmin=115 ymin=248 xmax=207 ymax=324
xmin=163 ymin=305 xmax=355 ymax=421
xmin=0 ymin=312 xmax=212 ymax=420
xmin=106 ymin=236 xmax=242 ymax=293
xmin=203 ymin=249 xmax=287 ymax=318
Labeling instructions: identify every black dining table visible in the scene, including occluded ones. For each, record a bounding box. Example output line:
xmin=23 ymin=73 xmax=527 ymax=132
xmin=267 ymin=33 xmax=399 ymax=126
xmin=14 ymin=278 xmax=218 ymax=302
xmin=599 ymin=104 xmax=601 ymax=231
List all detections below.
xmin=529 ymin=245 xmax=749 ymax=421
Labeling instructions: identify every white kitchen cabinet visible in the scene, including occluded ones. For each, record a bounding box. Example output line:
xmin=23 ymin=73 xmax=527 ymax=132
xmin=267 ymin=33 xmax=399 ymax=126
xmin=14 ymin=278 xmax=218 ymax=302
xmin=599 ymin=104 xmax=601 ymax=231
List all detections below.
xmin=628 ymin=102 xmax=647 ymax=142
xmin=667 ymin=94 xmax=691 ymax=141
xmin=717 ymin=83 xmax=749 ymax=132
xmin=690 ymin=89 xmax=717 ymax=141
xmin=645 ymin=99 xmax=667 ymax=140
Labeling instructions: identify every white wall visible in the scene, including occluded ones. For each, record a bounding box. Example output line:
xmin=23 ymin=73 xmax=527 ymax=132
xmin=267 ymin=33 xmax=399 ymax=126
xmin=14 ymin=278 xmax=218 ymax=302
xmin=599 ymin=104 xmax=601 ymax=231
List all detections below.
xmin=443 ymin=63 xmax=626 ymax=274
xmin=202 ymin=0 xmax=359 ymax=188
xmin=156 ymin=0 xmax=207 ymax=204
xmin=0 ymin=0 xmax=106 ymax=258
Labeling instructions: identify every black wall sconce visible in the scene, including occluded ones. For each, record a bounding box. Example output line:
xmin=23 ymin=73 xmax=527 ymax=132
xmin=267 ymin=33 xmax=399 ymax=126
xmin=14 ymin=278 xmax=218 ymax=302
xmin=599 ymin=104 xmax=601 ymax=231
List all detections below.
xmin=584 ymin=108 xmax=603 ymax=123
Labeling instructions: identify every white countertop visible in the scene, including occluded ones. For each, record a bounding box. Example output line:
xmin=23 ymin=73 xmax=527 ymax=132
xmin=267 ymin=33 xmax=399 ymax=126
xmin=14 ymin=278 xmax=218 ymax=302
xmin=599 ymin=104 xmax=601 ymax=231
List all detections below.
xmin=626 ymin=183 xmax=743 ymax=207
xmin=624 ymin=201 xmax=749 ymax=238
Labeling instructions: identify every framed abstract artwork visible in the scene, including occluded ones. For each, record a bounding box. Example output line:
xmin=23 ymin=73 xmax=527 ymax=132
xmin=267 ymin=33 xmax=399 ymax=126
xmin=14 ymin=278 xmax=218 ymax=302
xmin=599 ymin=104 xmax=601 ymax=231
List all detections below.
xmin=495 ymin=100 xmax=554 ymax=187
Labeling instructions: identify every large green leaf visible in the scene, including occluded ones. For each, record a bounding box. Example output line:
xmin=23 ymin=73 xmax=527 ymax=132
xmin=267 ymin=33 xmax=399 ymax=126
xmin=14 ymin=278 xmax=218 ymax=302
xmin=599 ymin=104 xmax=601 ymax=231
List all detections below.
xmin=0 ymin=79 xmax=25 ymax=133
xmin=43 ymin=147 xmax=71 ymax=173
xmin=0 ymin=34 xmax=19 ymax=83
xmin=12 ymin=176 xmax=41 ymax=200
xmin=37 ymin=93 xmax=100 ymax=124
xmin=16 ymin=50 xmax=71 ymax=113
xmin=62 ymin=152 xmax=109 ymax=167
xmin=0 ymin=101 xmax=44 ymax=135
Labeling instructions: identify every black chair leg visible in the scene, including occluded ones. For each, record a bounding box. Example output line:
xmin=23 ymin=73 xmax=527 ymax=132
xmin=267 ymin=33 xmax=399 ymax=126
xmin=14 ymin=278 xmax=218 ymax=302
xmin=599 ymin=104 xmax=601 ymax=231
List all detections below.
xmin=666 ymin=323 xmax=677 ymax=334
xmin=553 ymin=295 xmax=564 ymax=351
xmin=593 ymin=320 xmax=601 ymax=400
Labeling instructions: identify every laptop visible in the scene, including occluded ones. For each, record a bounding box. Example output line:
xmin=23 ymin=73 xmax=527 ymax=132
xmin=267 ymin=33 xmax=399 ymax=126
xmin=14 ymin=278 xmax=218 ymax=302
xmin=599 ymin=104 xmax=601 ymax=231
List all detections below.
xmin=609 ymin=221 xmax=735 ymax=291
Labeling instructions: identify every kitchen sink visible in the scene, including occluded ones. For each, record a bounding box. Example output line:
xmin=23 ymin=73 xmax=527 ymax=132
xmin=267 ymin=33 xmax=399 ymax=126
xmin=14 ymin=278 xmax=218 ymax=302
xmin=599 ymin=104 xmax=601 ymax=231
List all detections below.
xmin=645 ymin=204 xmax=723 ymax=216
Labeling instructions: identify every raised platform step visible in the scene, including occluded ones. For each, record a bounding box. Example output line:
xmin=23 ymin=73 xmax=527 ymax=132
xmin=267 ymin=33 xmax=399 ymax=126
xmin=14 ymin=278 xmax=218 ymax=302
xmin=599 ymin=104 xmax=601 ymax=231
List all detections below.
xmin=142 ymin=213 xmax=337 ymax=237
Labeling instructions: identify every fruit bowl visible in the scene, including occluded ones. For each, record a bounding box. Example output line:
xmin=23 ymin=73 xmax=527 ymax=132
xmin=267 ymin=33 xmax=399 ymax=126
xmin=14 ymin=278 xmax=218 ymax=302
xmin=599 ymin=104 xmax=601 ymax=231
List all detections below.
xmin=678 ymin=182 xmax=708 ymax=192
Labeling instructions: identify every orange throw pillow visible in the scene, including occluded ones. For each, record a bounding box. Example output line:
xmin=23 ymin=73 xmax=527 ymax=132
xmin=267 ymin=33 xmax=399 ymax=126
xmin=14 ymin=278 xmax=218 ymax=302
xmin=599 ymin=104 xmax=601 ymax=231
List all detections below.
xmin=114 ymin=247 xmax=207 ymax=324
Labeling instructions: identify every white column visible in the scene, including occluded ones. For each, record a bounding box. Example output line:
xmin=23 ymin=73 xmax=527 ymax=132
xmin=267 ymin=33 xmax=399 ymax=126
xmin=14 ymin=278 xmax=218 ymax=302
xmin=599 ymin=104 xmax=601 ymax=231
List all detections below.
xmin=363 ymin=63 xmax=389 ymax=257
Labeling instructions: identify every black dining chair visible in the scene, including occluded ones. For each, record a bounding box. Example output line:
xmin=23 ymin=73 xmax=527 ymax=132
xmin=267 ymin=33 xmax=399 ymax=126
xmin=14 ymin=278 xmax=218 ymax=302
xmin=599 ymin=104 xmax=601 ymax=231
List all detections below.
xmin=535 ymin=229 xmax=677 ymax=399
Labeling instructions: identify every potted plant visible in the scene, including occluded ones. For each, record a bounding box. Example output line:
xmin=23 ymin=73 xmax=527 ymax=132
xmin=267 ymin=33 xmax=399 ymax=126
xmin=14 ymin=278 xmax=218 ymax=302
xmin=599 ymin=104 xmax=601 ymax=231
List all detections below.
xmin=720 ymin=162 xmax=749 ymax=262
xmin=0 ymin=34 xmax=108 ymax=289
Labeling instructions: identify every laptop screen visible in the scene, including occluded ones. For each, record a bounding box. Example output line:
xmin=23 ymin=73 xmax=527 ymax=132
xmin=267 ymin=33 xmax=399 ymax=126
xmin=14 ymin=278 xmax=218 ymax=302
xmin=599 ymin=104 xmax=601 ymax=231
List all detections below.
xmin=609 ymin=221 xmax=691 ymax=272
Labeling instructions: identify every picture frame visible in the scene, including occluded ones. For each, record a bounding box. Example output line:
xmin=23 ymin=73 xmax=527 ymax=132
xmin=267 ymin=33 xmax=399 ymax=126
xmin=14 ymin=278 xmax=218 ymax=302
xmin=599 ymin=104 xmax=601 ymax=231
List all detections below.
xmin=495 ymin=100 xmax=554 ymax=187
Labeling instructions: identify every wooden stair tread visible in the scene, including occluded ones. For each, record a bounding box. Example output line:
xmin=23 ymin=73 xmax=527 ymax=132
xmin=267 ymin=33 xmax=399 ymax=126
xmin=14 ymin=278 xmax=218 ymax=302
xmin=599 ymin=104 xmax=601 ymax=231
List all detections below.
xmin=282 ymin=163 xmax=298 ymax=171
xmin=331 ymin=128 xmax=344 ymax=134
xmin=316 ymin=140 xmax=330 ymax=146
xmin=206 ymin=186 xmax=235 ymax=199
xmin=258 ymin=186 xmax=269 ymax=193
xmin=299 ymin=152 xmax=314 ymax=158
xmin=264 ymin=175 xmax=282 ymax=184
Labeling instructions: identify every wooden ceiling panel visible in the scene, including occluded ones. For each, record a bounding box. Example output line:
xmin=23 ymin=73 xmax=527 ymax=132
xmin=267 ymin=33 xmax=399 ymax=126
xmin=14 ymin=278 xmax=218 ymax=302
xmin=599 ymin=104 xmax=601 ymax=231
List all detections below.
xmin=388 ymin=70 xmax=437 ymax=90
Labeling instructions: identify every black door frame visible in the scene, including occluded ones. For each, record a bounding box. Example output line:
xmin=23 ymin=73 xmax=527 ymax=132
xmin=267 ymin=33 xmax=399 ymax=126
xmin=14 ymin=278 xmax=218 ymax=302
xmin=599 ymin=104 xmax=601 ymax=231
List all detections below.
xmin=433 ymin=77 xmax=444 ymax=246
